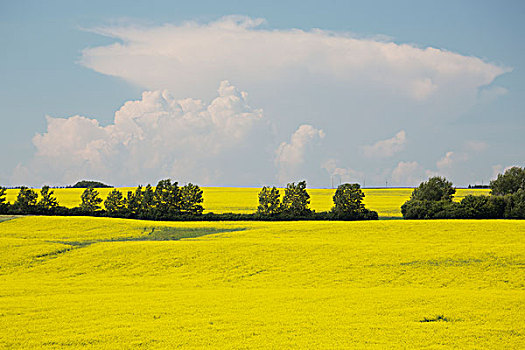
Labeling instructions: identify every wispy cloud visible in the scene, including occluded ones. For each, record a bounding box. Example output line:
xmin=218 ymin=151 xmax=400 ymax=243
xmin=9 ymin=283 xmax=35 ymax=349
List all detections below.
xmin=275 ymin=124 xmax=325 ymax=183
xmin=391 ymin=161 xmax=428 ymax=187
xmin=80 ymin=16 xmax=509 ymax=105
xmin=321 ymin=159 xmax=364 ymax=184
xmin=362 ymin=130 xmax=406 ymax=158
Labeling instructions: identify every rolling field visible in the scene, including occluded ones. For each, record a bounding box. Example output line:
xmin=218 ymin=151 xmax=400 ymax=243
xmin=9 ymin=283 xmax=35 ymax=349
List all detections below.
xmin=0 ymin=216 xmax=523 ymax=348
xmin=5 ymin=187 xmax=490 ymax=218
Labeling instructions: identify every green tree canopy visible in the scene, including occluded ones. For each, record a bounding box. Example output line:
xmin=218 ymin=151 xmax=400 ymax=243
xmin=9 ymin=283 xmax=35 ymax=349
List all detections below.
xmin=153 ymin=179 xmax=181 ymax=215
xmin=490 ymin=166 xmax=525 ymax=196
xmin=14 ymin=186 xmax=38 ymax=211
xmin=141 ymin=184 xmax=155 ymax=214
xmin=71 ymin=180 xmax=111 ymax=188
xmin=410 ymin=177 xmax=455 ymax=202
xmin=332 ymin=183 xmax=365 ymax=215
xmin=80 ymin=187 xmax=103 ymax=212
xmin=504 ymin=189 xmax=525 ymax=218
xmin=179 ymin=183 xmax=204 ymax=214
xmin=125 ymin=185 xmax=143 ymax=215
xmin=280 ymin=181 xmax=311 ymax=216
xmin=37 ymin=185 xmax=59 ymax=209
xmin=104 ymin=189 xmax=126 ymax=214
xmin=257 ymin=186 xmax=281 ymax=215
xmin=0 ymin=187 xmax=7 ymax=210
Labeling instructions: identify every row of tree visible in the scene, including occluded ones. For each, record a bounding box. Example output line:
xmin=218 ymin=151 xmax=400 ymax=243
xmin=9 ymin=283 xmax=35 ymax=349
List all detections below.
xmin=401 ymin=167 xmax=525 ymax=219
xmin=257 ymin=181 xmax=377 ymax=220
xmin=0 ymin=185 xmax=59 ymax=212
xmin=0 ymin=179 xmax=378 ymax=221
xmin=0 ymin=179 xmax=204 ymax=220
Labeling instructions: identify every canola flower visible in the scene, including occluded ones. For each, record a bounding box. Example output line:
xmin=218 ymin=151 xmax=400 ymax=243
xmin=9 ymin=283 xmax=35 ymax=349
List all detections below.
xmin=0 ymin=216 xmax=522 ymax=348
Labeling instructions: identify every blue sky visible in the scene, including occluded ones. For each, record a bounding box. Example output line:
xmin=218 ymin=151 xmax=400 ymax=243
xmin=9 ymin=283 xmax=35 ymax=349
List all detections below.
xmin=1 ymin=0 xmax=524 ymax=187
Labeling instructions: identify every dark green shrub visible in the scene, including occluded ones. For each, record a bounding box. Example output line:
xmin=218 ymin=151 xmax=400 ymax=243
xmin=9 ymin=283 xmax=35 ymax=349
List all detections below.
xmin=459 ymin=195 xmax=505 ymax=219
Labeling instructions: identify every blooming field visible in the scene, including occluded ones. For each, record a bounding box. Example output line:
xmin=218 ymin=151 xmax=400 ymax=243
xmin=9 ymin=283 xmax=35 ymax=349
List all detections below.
xmin=5 ymin=187 xmax=489 ymax=217
xmin=0 ymin=216 xmax=523 ymax=348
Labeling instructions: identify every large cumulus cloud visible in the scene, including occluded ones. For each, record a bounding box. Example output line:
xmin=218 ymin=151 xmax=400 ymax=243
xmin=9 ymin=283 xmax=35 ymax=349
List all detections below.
xmin=74 ymin=16 xmax=512 ymax=187
xmin=15 ymin=81 xmax=276 ymax=186
xmin=11 ymin=16 xmax=514 ymax=187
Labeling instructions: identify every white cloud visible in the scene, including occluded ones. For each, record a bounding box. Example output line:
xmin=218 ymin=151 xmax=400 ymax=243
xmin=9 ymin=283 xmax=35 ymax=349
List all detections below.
xmin=491 ymin=164 xmax=521 ymax=180
xmin=391 ymin=161 xmax=428 ymax=187
xmin=81 ymin=16 xmax=509 ymax=105
xmin=465 ymin=140 xmax=488 ymax=152
xmin=275 ymin=124 xmax=325 ymax=183
xmin=478 ymin=86 xmax=508 ymax=103
xmin=11 ymin=16 xmax=512 ymax=188
xmin=492 ymin=164 xmax=503 ymax=179
xmin=436 ymin=151 xmax=468 ymax=170
xmin=362 ymin=130 xmax=406 ymax=158
xmin=321 ymin=159 xmax=364 ymax=185
xmin=14 ymin=81 xmax=273 ymax=186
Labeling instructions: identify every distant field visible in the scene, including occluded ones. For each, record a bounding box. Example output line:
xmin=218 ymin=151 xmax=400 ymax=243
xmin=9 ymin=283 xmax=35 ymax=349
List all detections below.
xmin=0 ymin=216 xmax=523 ymax=348
xmin=5 ymin=187 xmax=490 ymax=218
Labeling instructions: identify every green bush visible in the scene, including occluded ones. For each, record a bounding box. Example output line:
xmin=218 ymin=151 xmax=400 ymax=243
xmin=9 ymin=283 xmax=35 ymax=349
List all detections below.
xmin=504 ymin=189 xmax=525 ymax=219
xmin=402 ymin=174 xmax=524 ymax=219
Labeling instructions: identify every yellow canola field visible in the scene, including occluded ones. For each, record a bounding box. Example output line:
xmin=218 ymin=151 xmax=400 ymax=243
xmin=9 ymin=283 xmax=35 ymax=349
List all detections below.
xmin=0 ymin=216 xmax=523 ymax=348
xmin=5 ymin=187 xmax=490 ymax=217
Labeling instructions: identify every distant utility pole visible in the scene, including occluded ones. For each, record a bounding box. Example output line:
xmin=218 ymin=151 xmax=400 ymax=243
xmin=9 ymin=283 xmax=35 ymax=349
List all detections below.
xmin=385 ymin=180 xmax=388 ymax=188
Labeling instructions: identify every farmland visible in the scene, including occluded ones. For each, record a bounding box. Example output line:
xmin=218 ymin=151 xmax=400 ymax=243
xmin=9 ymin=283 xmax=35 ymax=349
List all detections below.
xmin=0 ymin=216 xmax=523 ymax=348
xmin=4 ymin=187 xmax=490 ymax=218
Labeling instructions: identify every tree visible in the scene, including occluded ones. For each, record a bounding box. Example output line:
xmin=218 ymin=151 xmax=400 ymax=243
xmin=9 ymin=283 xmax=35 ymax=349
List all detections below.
xmin=141 ymin=184 xmax=155 ymax=215
xmin=14 ymin=186 xmax=38 ymax=212
xmin=125 ymin=185 xmax=143 ymax=215
xmin=71 ymin=180 xmax=111 ymax=188
xmin=401 ymin=177 xmax=455 ymax=219
xmin=153 ymin=179 xmax=181 ymax=216
xmin=37 ymin=185 xmax=59 ymax=210
xmin=504 ymin=189 xmax=525 ymax=218
xmin=179 ymin=183 xmax=204 ymax=214
xmin=0 ymin=187 xmax=8 ymax=212
xmin=280 ymin=181 xmax=311 ymax=216
xmin=257 ymin=186 xmax=281 ymax=215
xmin=410 ymin=177 xmax=455 ymax=202
xmin=459 ymin=195 xmax=505 ymax=219
xmin=490 ymin=166 xmax=525 ymax=196
xmin=80 ymin=187 xmax=102 ymax=212
xmin=104 ymin=189 xmax=126 ymax=215
xmin=332 ymin=183 xmax=365 ymax=215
